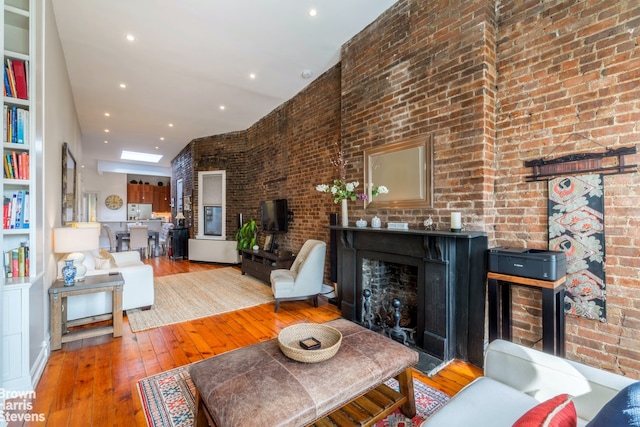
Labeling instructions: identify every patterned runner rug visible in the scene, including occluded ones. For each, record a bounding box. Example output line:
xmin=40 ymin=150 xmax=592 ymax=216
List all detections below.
xmin=127 ymin=268 xmax=274 ymax=332
xmin=137 ymin=364 xmax=450 ymax=427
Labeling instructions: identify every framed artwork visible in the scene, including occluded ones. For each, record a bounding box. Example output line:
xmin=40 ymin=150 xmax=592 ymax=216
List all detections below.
xmin=61 ymin=142 xmax=77 ymax=225
xmin=364 ymin=136 xmax=433 ymax=209
xmin=263 ymin=234 xmax=273 ymax=252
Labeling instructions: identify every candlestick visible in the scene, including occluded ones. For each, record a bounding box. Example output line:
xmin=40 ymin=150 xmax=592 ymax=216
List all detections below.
xmin=451 ymin=212 xmax=462 ymax=232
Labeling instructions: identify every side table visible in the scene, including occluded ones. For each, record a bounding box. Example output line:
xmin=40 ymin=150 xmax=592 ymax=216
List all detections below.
xmin=170 ymin=227 xmax=189 ymax=260
xmin=48 ymin=273 xmax=125 ymax=350
xmin=488 ymin=271 xmax=566 ymax=356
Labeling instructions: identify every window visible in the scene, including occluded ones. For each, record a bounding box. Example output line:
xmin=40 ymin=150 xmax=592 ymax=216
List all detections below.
xmin=197 ymin=171 xmax=226 ymax=238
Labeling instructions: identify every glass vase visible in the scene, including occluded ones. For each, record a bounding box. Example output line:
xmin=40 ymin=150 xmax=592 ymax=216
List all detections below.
xmin=341 ymin=199 xmax=348 ymax=227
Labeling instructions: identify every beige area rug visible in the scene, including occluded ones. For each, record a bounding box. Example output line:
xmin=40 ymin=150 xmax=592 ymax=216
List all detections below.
xmin=126 ymin=268 xmax=274 ymax=332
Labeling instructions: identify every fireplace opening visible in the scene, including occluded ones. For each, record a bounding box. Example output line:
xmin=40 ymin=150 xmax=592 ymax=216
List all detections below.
xmin=360 ymin=258 xmax=418 ymax=345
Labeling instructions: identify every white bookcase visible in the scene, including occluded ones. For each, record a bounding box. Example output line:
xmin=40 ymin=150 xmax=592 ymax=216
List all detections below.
xmin=1 ymin=0 xmax=35 ymax=415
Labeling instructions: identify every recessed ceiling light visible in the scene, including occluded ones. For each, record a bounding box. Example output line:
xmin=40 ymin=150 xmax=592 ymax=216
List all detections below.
xmin=301 ymin=70 xmax=313 ymax=79
xmin=104 ymin=129 xmax=110 ymax=133
xmin=249 ymin=73 xmax=256 ymax=79
xmin=309 ymin=9 xmax=317 ymax=17
xmin=160 ymin=137 xmax=165 ymax=141
xmin=220 ymin=105 xmax=226 ymax=110
xmin=168 ymin=123 xmax=174 ymax=127
xmin=155 ymin=146 xmax=159 ymax=150
xmin=104 ymin=140 xmax=108 ymax=144
xmin=104 ymin=112 xmax=110 ymax=117
xmin=126 ymin=34 xmax=135 ymax=42
xmin=119 ymin=83 xmax=126 ymax=89
xmin=121 ymin=150 xmax=163 ymax=163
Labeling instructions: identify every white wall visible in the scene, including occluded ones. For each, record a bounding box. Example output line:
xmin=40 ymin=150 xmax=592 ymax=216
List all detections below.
xmin=27 ymin=0 xmax=84 ymax=385
xmin=82 ymin=169 xmax=128 ymax=221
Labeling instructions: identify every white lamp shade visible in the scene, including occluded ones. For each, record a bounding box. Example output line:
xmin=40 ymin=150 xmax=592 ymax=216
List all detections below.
xmin=53 ymin=227 xmax=100 ymax=254
xmin=175 ymin=213 xmax=185 ymax=220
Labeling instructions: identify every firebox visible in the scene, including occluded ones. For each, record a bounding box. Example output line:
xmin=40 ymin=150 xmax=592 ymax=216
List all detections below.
xmin=333 ymin=226 xmax=488 ymax=367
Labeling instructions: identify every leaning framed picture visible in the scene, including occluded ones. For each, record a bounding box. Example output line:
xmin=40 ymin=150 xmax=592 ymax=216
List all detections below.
xmin=263 ymin=234 xmax=273 ymax=252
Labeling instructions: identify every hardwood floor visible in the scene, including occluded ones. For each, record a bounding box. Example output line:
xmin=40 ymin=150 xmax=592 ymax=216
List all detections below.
xmin=24 ymin=257 xmax=482 ymax=426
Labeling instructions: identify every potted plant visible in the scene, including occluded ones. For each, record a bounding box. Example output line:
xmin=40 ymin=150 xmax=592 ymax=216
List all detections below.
xmin=235 ymin=218 xmax=257 ymax=251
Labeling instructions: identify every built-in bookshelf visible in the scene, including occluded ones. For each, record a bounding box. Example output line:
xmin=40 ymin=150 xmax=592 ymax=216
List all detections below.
xmin=1 ymin=0 xmax=34 ymax=409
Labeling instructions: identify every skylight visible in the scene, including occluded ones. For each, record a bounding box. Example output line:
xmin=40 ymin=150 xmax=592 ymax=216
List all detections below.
xmin=121 ymin=150 xmax=163 ymax=163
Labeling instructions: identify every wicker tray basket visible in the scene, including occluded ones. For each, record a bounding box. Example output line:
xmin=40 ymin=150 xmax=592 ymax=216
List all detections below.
xmin=278 ymin=323 xmax=342 ymax=363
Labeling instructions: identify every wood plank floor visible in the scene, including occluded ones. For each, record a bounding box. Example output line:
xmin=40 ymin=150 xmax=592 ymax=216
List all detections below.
xmin=23 ymin=257 xmax=482 ymax=426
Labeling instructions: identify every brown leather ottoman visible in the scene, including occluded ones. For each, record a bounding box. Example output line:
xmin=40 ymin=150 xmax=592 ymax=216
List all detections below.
xmin=189 ymin=318 xmax=419 ymax=427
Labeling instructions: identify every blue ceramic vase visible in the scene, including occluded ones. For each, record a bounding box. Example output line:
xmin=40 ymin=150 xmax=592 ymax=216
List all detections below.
xmin=62 ymin=259 xmax=76 ymax=286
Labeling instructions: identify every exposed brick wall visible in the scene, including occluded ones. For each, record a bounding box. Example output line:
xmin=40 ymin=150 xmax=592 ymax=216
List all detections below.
xmin=174 ymin=65 xmax=342 ymax=253
xmin=340 ymin=0 xmax=497 ymax=232
xmin=495 ymin=1 xmax=640 ymax=377
xmin=172 ymin=0 xmax=640 ymax=378
xmin=191 ymin=131 xmax=247 ymax=239
xmin=171 ymin=144 xmax=194 ymax=236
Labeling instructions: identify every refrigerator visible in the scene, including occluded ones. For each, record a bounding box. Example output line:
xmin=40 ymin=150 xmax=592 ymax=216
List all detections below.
xmin=128 ymin=203 xmax=153 ymax=220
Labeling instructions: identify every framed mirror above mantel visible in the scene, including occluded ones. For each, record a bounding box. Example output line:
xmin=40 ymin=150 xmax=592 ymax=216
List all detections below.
xmin=61 ymin=142 xmax=77 ymax=225
xmin=364 ymin=136 xmax=434 ymax=209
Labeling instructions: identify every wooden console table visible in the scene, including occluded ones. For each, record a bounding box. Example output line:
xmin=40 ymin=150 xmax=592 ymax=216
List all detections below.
xmin=48 ymin=273 xmax=124 ymax=350
xmin=241 ymin=249 xmax=295 ymax=283
xmin=488 ymin=271 xmax=566 ymax=356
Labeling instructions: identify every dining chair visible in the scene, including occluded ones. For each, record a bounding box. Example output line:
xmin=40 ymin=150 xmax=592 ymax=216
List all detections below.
xmin=129 ymin=225 xmax=149 ymax=258
xmin=101 ymin=224 xmax=118 ymax=252
xmin=159 ymin=222 xmax=174 ymax=255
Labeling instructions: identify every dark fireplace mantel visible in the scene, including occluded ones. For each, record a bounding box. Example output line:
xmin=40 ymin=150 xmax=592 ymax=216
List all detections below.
xmin=330 ymin=226 xmax=488 ymax=367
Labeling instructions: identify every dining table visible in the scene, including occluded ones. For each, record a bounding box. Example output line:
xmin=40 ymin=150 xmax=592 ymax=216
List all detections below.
xmin=115 ymin=230 xmax=160 ymax=255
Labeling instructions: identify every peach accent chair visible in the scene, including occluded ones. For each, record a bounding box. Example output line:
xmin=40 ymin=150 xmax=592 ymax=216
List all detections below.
xmin=270 ymin=239 xmax=327 ymax=312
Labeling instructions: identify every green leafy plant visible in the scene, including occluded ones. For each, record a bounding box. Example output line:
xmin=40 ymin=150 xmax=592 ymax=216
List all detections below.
xmin=235 ymin=218 xmax=257 ymax=250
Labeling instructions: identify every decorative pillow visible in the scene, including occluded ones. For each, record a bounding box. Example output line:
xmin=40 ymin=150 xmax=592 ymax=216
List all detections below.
xmin=95 ymin=249 xmax=117 ymax=270
xmin=586 ymin=382 xmax=640 ymax=427
xmin=512 ymin=394 xmax=577 ymax=427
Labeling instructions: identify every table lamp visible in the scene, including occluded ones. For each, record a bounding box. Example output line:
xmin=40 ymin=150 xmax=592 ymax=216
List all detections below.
xmin=176 ymin=212 xmax=185 ymax=227
xmin=53 ymin=226 xmax=100 ymax=284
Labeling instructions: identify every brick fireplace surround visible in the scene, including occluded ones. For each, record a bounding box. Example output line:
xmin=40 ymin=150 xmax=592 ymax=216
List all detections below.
xmin=333 ymin=226 xmax=488 ymax=367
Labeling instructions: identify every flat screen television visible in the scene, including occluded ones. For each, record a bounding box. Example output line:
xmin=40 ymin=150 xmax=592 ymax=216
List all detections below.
xmin=260 ymin=199 xmax=288 ymax=232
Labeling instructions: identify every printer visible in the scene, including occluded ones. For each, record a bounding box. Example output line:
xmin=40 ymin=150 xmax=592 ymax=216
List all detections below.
xmin=488 ymin=247 xmax=567 ymax=281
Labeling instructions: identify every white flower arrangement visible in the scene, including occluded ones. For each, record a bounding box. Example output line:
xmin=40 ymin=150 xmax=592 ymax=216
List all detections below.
xmin=315 ymin=145 xmax=389 ymax=203
xmin=316 ymin=180 xmax=388 ymax=203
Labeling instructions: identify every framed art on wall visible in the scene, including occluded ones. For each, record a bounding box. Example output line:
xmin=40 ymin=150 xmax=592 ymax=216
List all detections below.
xmin=263 ymin=234 xmax=273 ymax=252
xmin=364 ymin=136 xmax=433 ymax=209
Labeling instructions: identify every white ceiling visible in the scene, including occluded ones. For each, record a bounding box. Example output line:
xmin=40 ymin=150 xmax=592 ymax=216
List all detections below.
xmin=51 ymin=0 xmax=398 ymax=172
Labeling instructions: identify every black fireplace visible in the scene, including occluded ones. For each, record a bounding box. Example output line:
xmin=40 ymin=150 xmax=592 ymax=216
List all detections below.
xmin=332 ymin=226 xmax=488 ymax=367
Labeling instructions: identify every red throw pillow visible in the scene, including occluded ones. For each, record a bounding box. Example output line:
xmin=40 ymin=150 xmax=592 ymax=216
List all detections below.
xmin=513 ymin=394 xmax=577 ymax=427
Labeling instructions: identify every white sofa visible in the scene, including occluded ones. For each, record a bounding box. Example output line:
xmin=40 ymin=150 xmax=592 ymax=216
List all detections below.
xmin=422 ymin=339 xmax=637 ymax=426
xmin=57 ymin=250 xmax=154 ymax=321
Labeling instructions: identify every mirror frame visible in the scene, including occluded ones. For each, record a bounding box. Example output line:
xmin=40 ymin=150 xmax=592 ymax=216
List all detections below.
xmin=364 ymin=136 xmax=434 ymax=209
xmin=62 ymin=142 xmax=77 ymax=225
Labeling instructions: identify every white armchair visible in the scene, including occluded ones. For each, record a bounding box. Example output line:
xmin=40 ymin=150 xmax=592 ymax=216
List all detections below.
xmin=270 ymin=239 xmax=326 ymax=312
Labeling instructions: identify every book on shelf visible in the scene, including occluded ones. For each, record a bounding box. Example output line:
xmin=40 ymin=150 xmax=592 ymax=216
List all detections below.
xmin=12 ymin=59 xmax=27 ymax=100
xmin=3 ymin=244 xmax=29 ymax=278
xmin=2 ymin=190 xmax=29 ymax=229
xmin=3 ymin=105 xmax=29 ymax=144
xmin=3 ymin=151 xmax=29 ymax=179
xmin=4 ymin=58 xmax=28 ymax=100
xmin=3 ymin=68 xmax=10 ymax=98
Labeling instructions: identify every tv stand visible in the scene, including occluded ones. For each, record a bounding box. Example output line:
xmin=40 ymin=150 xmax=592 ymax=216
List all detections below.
xmin=241 ymin=249 xmax=295 ymax=283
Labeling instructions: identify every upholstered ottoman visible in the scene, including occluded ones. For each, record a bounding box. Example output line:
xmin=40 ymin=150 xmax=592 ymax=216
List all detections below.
xmin=189 ymin=318 xmax=419 ymax=427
